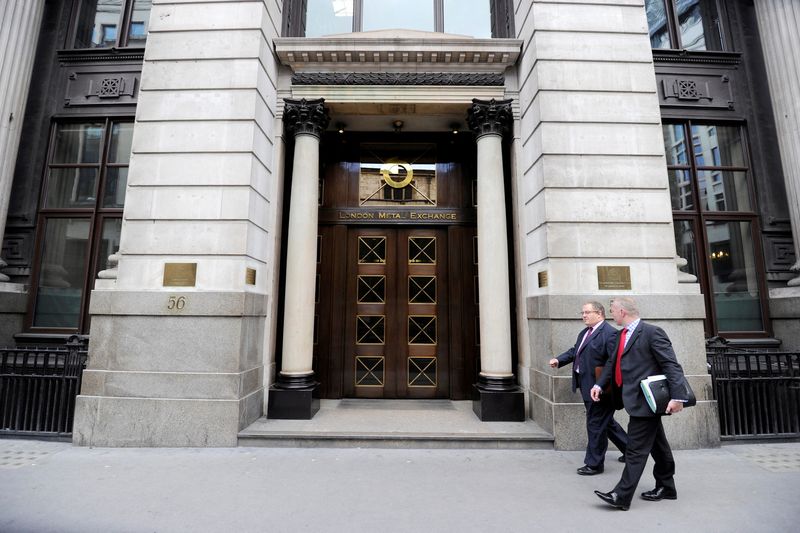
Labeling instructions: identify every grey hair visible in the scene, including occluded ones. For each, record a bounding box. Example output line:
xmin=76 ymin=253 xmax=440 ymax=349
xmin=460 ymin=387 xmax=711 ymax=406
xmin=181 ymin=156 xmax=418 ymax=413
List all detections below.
xmin=584 ymin=301 xmax=605 ymax=317
xmin=610 ymin=297 xmax=639 ymax=317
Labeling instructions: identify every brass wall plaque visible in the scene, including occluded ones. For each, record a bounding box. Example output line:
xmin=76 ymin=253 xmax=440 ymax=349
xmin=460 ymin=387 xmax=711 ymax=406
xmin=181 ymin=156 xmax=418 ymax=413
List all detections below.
xmin=163 ymin=263 xmax=197 ymax=287
xmin=245 ymin=268 xmax=257 ymax=285
xmin=538 ymin=270 xmax=548 ymax=288
xmin=597 ymin=266 xmax=631 ymax=290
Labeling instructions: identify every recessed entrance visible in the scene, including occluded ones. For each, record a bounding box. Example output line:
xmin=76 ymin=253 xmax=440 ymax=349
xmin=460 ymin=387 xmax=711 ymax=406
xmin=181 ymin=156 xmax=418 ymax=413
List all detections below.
xmin=312 ymin=133 xmax=479 ymax=400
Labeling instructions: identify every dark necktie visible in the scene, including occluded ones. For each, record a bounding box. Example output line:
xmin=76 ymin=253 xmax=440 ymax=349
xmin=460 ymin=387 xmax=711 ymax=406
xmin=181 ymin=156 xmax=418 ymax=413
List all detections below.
xmin=614 ymin=328 xmax=629 ymax=387
xmin=576 ymin=327 xmax=593 ymax=373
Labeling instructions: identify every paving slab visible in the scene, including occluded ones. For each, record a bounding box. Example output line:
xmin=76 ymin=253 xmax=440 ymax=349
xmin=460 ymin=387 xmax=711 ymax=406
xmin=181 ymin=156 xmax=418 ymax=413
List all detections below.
xmin=1 ymin=438 xmax=798 ymax=532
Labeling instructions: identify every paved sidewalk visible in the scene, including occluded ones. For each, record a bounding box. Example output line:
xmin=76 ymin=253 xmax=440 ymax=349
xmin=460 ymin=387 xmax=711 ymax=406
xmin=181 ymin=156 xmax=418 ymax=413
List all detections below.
xmin=1 ymin=439 xmax=798 ymax=533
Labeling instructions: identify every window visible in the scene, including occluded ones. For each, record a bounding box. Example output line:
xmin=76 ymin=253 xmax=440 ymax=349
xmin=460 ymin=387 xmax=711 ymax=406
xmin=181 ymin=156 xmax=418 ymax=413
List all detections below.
xmin=72 ymin=0 xmax=152 ymax=48
xmin=29 ymin=120 xmax=132 ymax=331
xmin=664 ymin=122 xmax=768 ymax=335
xmin=306 ymin=0 xmax=491 ymax=37
xmin=645 ymin=0 xmax=724 ymax=51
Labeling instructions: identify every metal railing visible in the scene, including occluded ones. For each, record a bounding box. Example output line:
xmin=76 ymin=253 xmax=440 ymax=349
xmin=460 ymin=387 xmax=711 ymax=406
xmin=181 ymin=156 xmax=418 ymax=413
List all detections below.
xmin=0 ymin=336 xmax=88 ymax=437
xmin=707 ymin=339 xmax=800 ymax=440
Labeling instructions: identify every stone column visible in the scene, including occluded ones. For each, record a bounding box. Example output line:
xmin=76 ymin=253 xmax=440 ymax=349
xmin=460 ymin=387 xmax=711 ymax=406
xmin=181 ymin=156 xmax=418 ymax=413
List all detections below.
xmin=467 ymin=98 xmax=524 ymax=421
xmin=267 ymin=98 xmax=329 ymax=419
xmin=754 ymin=0 xmax=800 ymax=349
xmin=754 ymin=0 xmax=800 ymax=287
xmin=0 ymin=0 xmax=44 ymax=284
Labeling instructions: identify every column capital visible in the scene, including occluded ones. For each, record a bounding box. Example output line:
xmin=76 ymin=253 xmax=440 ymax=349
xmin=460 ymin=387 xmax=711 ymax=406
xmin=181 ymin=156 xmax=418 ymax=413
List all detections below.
xmin=283 ymin=98 xmax=330 ymax=139
xmin=467 ymin=98 xmax=513 ymax=139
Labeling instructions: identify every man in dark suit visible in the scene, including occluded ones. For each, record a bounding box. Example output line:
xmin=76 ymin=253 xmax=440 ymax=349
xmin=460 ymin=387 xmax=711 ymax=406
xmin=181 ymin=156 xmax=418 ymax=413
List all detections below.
xmin=549 ymin=301 xmax=627 ymax=475
xmin=591 ymin=297 xmax=689 ymax=511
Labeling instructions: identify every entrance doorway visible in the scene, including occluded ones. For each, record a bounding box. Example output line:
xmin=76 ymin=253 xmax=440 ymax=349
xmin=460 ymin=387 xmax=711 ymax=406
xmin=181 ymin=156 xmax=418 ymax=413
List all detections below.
xmin=343 ymin=227 xmax=448 ymax=398
xmin=309 ymin=133 xmax=481 ymax=400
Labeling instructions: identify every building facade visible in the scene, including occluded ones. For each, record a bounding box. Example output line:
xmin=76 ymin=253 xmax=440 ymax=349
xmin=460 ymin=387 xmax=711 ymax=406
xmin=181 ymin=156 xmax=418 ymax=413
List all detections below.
xmin=1 ymin=0 xmax=798 ymax=448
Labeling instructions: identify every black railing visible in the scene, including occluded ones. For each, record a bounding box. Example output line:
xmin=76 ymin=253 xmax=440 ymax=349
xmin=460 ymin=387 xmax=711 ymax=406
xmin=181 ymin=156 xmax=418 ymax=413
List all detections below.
xmin=0 ymin=336 xmax=88 ymax=437
xmin=707 ymin=340 xmax=800 ymax=440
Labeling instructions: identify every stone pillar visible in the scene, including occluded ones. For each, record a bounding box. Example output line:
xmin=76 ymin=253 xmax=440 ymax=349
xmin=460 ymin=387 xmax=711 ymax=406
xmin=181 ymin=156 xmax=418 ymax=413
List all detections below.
xmin=754 ymin=1 xmax=800 ymax=349
xmin=267 ymin=98 xmax=329 ymax=420
xmin=0 ymin=0 xmax=43 ymax=286
xmin=466 ymin=98 xmax=524 ymax=421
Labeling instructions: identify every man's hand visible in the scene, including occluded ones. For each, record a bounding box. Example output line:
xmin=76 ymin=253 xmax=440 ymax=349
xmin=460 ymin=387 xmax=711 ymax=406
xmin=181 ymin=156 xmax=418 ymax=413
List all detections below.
xmin=590 ymin=385 xmax=602 ymax=402
xmin=665 ymin=400 xmax=684 ymax=414
xmin=548 ymin=358 xmax=559 ymax=369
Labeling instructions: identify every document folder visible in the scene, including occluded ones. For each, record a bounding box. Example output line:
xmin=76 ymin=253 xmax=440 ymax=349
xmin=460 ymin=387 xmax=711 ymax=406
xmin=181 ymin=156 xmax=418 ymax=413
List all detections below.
xmin=640 ymin=375 xmax=670 ymax=414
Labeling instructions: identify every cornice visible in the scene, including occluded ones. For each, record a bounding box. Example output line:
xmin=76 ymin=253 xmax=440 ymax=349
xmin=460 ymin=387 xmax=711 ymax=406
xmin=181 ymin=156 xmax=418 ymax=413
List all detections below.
xmin=274 ymin=32 xmax=522 ymax=74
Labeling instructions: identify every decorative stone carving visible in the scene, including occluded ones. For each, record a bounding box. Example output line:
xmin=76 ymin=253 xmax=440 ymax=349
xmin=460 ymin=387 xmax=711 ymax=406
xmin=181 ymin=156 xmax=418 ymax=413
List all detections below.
xmin=658 ymin=75 xmax=733 ymax=109
xmin=675 ymin=256 xmax=697 ymax=283
xmin=97 ymin=250 xmax=120 ymax=280
xmin=291 ymin=72 xmax=504 ymax=86
xmin=283 ymin=98 xmax=330 ymax=139
xmin=467 ymin=98 xmax=512 ymax=138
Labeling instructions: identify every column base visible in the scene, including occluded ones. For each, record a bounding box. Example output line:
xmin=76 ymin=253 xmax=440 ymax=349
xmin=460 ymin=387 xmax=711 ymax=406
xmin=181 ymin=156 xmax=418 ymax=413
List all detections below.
xmin=472 ymin=375 xmax=525 ymax=422
xmin=267 ymin=374 xmax=320 ymax=420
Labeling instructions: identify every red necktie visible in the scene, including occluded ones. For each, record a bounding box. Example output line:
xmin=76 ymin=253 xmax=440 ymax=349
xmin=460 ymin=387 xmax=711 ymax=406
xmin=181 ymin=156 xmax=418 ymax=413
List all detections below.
xmin=614 ymin=328 xmax=628 ymax=387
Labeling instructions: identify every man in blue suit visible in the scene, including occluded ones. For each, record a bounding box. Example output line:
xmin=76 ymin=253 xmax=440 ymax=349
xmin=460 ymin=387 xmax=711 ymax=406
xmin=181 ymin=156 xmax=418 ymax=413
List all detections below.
xmin=549 ymin=301 xmax=628 ymax=475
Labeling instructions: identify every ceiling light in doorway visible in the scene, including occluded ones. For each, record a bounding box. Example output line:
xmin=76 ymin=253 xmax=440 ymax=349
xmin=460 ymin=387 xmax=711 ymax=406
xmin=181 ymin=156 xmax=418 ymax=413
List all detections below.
xmin=392 ymin=120 xmax=404 ymax=132
xmin=336 ymin=122 xmax=346 ymax=134
xmin=450 ymin=123 xmax=461 ymax=134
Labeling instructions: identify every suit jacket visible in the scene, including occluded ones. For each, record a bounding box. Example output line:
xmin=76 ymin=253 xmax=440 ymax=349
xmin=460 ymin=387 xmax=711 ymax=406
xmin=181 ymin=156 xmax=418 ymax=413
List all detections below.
xmin=556 ymin=320 xmax=617 ymax=402
xmin=597 ymin=321 xmax=688 ymax=417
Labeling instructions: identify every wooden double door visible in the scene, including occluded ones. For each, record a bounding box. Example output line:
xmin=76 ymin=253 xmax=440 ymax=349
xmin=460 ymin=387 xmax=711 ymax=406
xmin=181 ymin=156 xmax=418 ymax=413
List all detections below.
xmin=315 ymin=225 xmax=478 ymax=399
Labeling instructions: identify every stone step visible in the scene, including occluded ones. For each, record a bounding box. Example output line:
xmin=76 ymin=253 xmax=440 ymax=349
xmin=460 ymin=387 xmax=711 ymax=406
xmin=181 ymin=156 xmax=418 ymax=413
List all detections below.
xmin=238 ymin=399 xmax=554 ymax=449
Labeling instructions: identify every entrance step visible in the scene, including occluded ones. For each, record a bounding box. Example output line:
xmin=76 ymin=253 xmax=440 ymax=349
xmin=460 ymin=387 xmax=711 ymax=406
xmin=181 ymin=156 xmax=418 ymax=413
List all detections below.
xmin=238 ymin=399 xmax=554 ymax=449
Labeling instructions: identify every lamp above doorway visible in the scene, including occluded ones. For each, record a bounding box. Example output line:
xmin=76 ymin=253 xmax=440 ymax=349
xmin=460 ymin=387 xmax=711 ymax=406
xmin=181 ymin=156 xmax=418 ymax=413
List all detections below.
xmin=392 ymin=120 xmax=404 ymax=132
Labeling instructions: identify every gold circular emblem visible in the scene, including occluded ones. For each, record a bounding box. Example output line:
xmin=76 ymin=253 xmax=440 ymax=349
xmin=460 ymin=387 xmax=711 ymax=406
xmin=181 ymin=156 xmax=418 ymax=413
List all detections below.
xmin=380 ymin=159 xmax=413 ymax=189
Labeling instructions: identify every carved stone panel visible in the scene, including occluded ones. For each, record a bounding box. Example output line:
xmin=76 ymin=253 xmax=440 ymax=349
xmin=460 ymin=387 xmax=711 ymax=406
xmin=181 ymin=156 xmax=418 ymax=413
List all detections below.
xmin=764 ymin=234 xmax=797 ymax=274
xmin=64 ymin=68 xmax=140 ymax=108
xmin=657 ymin=73 xmax=734 ymax=110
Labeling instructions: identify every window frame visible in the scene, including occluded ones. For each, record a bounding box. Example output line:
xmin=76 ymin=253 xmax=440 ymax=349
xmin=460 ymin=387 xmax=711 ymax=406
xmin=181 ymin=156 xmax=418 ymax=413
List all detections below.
xmin=26 ymin=118 xmax=131 ymax=334
xmin=665 ymin=119 xmax=771 ymax=337
xmin=292 ymin=0 xmax=513 ymax=38
xmin=67 ymin=0 xmax=150 ymax=50
xmin=647 ymin=0 xmax=729 ymax=52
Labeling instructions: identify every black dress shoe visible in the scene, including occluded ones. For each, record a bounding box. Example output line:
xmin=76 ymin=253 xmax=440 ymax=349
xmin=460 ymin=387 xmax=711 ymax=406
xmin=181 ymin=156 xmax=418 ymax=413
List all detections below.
xmin=640 ymin=487 xmax=677 ymax=501
xmin=594 ymin=490 xmax=629 ymax=511
xmin=577 ymin=464 xmax=604 ymax=475
xmin=618 ymin=454 xmax=625 ymax=463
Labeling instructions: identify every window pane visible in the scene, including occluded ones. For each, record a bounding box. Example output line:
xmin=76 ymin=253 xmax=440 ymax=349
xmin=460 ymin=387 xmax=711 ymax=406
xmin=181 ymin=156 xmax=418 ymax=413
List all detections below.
xmin=673 ymin=220 xmax=700 ymax=280
xmin=363 ymin=0 xmax=434 ymax=32
xmin=127 ymin=0 xmax=152 ymax=46
xmin=73 ymin=0 xmax=122 ymax=48
xmin=698 ymin=170 xmax=751 ymax=212
xmin=646 ymin=0 xmax=672 ymax=49
xmin=690 ymin=125 xmax=745 ymax=167
xmin=306 ymin=0 xmax=354 ymax=36
xmin=52 ymin=123 xmax=104 ymax=164
xmin=668 ymin=170 xmax=694 ymax=211
xmin=662 ymin=124 xmax=688 ymax=165
xmin=95 ymin=218 xmax=123 ymax=278
xmin=360 ymin=144 xmax=436 ymax=206
xmin=108 ymin=122 xmax=134 ymax=164
xmin=444 ymin=0 xmax=490 ymax=38
xmin=46 ymin=168 xmax=99 ymax=208
xmin=103 ymin=168 xmax=128 ymax=208
xmin=33 ymin=218 xmax=91 ymax=328
xmin=705 ymin=220 xmax=763 ymax=331
xmin=677 ymin=0 xmax=723 ymax=51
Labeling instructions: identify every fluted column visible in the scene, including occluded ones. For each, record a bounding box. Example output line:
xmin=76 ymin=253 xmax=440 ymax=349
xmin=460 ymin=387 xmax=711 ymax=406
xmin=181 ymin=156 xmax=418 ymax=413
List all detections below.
xmin=0 ymin=0 xmax=45 ymax=282
xmin=268 ymin=98 xmax=329 ymax=419
xmin=754 ymin=0 xmax=800 ymax=287
xmin=466 ymin=98 xmax=523 ymax=421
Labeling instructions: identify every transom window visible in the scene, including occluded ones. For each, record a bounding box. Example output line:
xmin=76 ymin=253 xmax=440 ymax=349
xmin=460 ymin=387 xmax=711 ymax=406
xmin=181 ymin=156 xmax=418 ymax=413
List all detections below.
xmin=306 ymin=0 xmax=491 ymax=37
xmin=29 ymin=120 xmax=132 ymax=331
xmin=72 ymin=0 xmax=152 ymax=49
xmin=664 ymin=122 xmax=768 ymax=335
xmin=645 ymin=0 xmax=725 ymax=51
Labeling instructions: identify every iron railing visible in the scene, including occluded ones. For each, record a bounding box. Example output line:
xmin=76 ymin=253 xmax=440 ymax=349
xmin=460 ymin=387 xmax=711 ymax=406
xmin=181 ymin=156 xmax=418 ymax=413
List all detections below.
xmin=0 ymin=336 xmax=88 ymax=437
xmin=707 ymin=340 xmax=800 ymax=440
